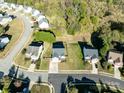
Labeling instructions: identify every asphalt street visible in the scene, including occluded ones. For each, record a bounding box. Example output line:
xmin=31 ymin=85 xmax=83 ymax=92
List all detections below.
xmin=48 ymin=74 xmax=124 ymax=93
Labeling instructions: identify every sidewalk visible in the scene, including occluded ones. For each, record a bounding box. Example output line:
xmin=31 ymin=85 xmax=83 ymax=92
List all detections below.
xmin=28 ymin=64 xmax=36 ymax=72
xmin=114 ymin=66 xmax=121 ymax=79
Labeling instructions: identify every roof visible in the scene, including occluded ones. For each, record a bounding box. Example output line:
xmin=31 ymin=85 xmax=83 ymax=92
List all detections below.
xmin=52 ymin=42 xmax=65 ymax=57
xmin=108 ymin=51 xmax=123 ymax=63
xmin=0 ymin=71 xmax=4 ymax=79
xmin=26 ymin=42 xmax=43 ymax=57
xmin=83 ymin=47 xmax=99 ymax=59
xmin=0 ymin=36 xmax=9 ymax=49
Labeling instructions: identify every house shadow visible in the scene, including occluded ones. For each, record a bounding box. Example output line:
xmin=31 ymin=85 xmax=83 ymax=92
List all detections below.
xmin=39 ymin=30 xmax=56 ymax=38
xmin=60 ymin=76 xmax=99 ymax=93
xmin=53 ymin=41 xmax=64 ymax=48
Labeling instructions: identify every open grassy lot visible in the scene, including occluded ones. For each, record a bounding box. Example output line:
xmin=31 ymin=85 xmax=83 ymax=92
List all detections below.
xmin=0 ymin=18 xmax=23 ymax=58
xmin=59 ymin=43 xmax=92 ymax=70
xmin=31 ymin=84 xmax=50 ymax=93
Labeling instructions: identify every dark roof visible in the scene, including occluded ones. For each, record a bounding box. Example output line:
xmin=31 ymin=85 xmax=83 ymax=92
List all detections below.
xmin=0 ymin=71 xmax=4 ymax=79
xmin=83 ymin=47 xmax=99 ymax=60
xmin=29 ymin=42 xmax=43 ymax=46
xmin=53 ymin=42 xmax=64 ymax=48
xmin=52 ymin=42 xmax=65 ymax=57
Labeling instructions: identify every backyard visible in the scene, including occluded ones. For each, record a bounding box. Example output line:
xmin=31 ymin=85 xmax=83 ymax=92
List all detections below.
xmin=59 ymin=43 xmax=92 ymax=70
xmin=0 ymin=18 xmax=23 ymax=58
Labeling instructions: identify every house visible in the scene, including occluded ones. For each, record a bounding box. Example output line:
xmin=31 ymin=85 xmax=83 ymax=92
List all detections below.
xmin=16 ymin=5 xmax=24 ymax=12
xmin=37 ymin=15 xmax=45 ymax=22
xmin=108 ymin=50 xmax=123 ymax=67
xmin=0 ymin=15 xmax=12 ymax=25
xmin=25 ymin=42 xmax=43 ymax=62
xmin=23 ymin=6 xmax=32 ymax=14
xmin=0 ymin=36 xmax=9 ymax=49
xmin=83 ymin=47 xmax=99 ymax=63
xmin=38 ymin=18 xmax=49 ymax=29
xmin=52 ymin=42 xmax=66 ymax=62
xmin=32 ymin=9 xmax=40 ymax=17
xmin=0 ymin=0 xmax=4 ymax=3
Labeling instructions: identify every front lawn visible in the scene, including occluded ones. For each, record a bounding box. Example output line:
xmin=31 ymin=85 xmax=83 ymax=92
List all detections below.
xmin=59 ymin=43 xmax=92 ymax=70
xmin=0 ymin=18 xmax=23 ymax=58
xmin=31 ymin=84 xmax=51 ymax=93
xmin=35 ymin=43 xmax=52 ymax=70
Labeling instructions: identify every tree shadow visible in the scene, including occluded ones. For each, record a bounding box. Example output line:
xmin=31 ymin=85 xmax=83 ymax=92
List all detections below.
xmin=65 ymin=76 xmax=99 ymax=93
xmin=91 ymin=31 xmax=103 ymax=50
xmin=61 ymin=83 xmax=66 ymax=93
xmin=109 ymin=21 xmax=124 ymax=32
xmin=4 ymin=24 xmax=10 ymax=32
xmin=36 ymin=76 xmax=42 ymax=84
xmin=9 ymin=76 xmax=30 ymax=93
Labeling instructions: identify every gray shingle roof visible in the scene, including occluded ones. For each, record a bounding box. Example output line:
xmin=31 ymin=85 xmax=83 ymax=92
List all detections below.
xmin=83 ymin=47 xmax=99 ymax=60
xmin=52 ymin=42 xmax=65 ymax=58
xmin=26 ymin=42 xmax=43 ymax=57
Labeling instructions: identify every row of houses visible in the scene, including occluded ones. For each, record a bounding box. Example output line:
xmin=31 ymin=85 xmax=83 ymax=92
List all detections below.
xmin=25 ymin=41 xmax=124 ymax=67
xmin=0 ymin=2 xmax=49 ymax=29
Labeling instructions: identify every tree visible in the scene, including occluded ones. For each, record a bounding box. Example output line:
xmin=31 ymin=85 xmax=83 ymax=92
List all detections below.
xmin=100 ymin=39 xmax=109 ymax=58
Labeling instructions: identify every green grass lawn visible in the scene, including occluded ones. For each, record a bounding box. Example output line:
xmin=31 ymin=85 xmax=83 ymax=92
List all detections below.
xmin=31 ymin=84 xmax=50 ymax=93
xmin=34 ymin=31 xmax=56 ymax=43
xmin=59 ymin=43 xmax=92 ymax=70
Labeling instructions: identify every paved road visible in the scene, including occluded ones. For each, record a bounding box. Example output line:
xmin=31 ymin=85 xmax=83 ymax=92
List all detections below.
xmin=48 ymin=74 xmax=124 ymax=93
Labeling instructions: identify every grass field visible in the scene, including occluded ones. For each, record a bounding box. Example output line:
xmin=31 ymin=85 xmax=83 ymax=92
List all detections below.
xmin=0 ymin=18 xmax=23 ymax=58
xmin=31 ymin=84 xmax=50 ymax=93
xmin=59 ymin=43 xmax=92 ymax=70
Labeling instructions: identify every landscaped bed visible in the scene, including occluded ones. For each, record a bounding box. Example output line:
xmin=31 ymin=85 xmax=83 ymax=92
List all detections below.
xmin=31 ymin=84 xmax=51 ymax=93
xmin=59 ymin=43 xmax=92 ymax=70
xmin=0 ymin=18 xmax=23 ymax=58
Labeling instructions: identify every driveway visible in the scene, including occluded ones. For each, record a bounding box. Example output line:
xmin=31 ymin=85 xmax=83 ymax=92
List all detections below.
xmin=49 ymin=62 xmax=58 ymax=73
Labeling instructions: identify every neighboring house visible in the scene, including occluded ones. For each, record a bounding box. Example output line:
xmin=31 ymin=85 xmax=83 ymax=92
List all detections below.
xmin=16 ymin=5 xmax=24 ymax=12
xmin=32 ymin=9 xmax=40 ymax=17
xmin=83 ymin=47 xmax=99 ymax=63
xmin=10 ymin=3 xmax=16 ymax=10
xmin=108 ymin=50 xmax=123 ymax=67
xmin=25 ymin=42 xmax=43 ymax=62
xmin=52 ymin=42 xmax=66 ymax=62
xmin=0 ymin=36 xmax=9 ymax=49
xmin=38 ymin=18 xmax=49 ymax=29
xmin=37 ymin=15 xmax=45 ymax=22
xmin=0 ymin=0 xmax=4 ymax=3
xmin=23 ymin=6 xmax=32 ymax=14
xmin=0 ymin=16 xmax=12 ymax=25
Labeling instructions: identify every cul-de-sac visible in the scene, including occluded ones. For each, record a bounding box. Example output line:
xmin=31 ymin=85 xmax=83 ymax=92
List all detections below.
xmin=0 ymin=0 xmax=124 ymax=93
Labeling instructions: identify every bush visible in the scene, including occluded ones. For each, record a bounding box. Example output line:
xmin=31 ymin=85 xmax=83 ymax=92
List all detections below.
xmin=21 ymin=48 xmax=27 ymax=54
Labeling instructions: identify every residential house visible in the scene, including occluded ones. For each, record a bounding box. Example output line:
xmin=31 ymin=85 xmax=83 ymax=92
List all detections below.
xmin=52 ymin=42 xmax=66 ymax=62
xmin=83 ymin=47 xmax=99 ymax=63
xmin=0 ymin=36 xmax=9 ymax=49
xmin=32 ymin=9 xmax=40 ymax=17
xmin=108 ymin=50 xmax=123 ymax=67
xmin=0 ymin=15 xmax=12 ymax=25
xmin=38 ymin=18 xmax=49 ymax=29
xmin=23 ymin=6 xmax=32 ymax=14
xmin=16 ymin=5 xmax=24 ymax=12
xmin=25 ymin=42 xmax=43 ymax=62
